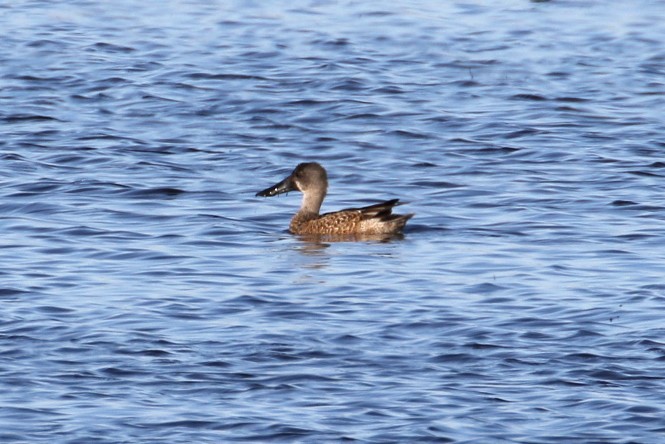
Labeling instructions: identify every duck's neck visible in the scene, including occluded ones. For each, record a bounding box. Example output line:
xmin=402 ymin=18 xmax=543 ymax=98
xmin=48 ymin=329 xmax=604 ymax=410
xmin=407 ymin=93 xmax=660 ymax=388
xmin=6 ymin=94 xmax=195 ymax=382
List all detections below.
xmin=300 ymin=187 xmax=325 ymax=215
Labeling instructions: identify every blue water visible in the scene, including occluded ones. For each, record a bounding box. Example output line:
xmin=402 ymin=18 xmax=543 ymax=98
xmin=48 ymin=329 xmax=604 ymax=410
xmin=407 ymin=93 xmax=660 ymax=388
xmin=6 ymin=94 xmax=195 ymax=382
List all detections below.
xmin=2 ymin=0 xmax=665 ymax=442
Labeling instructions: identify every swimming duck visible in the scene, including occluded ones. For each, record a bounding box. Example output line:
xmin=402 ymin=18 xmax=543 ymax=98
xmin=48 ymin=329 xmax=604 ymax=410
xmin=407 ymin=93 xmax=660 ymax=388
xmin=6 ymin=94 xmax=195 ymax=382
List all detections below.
xmin=256 ymin=162 xmax=413 ymax=235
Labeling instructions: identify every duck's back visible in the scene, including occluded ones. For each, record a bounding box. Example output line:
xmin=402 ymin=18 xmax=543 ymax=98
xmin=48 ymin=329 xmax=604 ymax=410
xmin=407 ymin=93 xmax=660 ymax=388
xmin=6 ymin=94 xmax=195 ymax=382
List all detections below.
xmin=290 ymin=199 xmax=413 ymax=235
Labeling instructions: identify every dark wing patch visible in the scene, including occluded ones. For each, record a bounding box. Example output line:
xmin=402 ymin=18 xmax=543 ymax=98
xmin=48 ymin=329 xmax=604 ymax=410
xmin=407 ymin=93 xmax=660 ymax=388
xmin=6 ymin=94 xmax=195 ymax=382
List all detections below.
xmin=331 ymin=199 xmax=402 ymax=221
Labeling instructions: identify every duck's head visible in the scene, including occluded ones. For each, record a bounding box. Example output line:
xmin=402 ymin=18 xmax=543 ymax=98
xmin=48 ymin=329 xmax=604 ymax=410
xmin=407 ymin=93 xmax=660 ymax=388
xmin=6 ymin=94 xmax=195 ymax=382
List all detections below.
xmin=256 ymin=162 xmax=328 ymax=197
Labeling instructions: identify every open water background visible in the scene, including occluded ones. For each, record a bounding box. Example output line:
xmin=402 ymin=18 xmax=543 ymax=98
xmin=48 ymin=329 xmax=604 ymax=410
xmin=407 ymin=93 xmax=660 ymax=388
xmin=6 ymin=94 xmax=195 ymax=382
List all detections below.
xmin=2 ymin=0 xmax=665 ymax=442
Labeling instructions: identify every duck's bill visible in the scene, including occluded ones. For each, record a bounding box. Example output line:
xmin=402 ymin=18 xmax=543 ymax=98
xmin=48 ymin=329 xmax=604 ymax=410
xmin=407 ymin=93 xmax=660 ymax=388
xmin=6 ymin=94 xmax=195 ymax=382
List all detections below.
xmin=256 ymin=176 xmax=296 ymax=197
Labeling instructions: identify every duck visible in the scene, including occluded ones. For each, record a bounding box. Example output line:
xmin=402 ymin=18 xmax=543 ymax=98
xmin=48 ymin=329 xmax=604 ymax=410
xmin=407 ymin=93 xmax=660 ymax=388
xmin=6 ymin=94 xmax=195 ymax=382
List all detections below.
xmin=256 ymin=162 xmax=413 ymax=235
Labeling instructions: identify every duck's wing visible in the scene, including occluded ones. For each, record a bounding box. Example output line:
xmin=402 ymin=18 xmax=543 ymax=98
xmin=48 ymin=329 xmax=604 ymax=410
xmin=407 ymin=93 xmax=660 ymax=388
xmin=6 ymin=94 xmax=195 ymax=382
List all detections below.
xmin=328 ymin=199 xmax=401 ymax=219
xmin=307 ymin=199 xmax=412 ymax=235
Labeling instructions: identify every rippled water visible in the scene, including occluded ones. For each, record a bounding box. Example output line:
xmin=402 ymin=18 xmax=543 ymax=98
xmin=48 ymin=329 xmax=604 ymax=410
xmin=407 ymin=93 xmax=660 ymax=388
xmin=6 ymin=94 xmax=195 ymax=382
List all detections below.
xmin=2 ymin=0 xmax=665 ymax=442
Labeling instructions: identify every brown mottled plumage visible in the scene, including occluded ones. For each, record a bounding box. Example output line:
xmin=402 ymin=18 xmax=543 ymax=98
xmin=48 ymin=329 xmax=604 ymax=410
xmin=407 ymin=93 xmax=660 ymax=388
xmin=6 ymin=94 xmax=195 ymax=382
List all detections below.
xmin=256 ymin=162 xmax=413 ymax=235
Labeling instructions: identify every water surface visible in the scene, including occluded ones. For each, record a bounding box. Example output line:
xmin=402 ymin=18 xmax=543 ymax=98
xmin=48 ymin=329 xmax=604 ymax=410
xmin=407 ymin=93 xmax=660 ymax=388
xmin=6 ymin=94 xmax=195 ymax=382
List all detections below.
xmin=2 ymin=1 xmax=665 ymax=442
